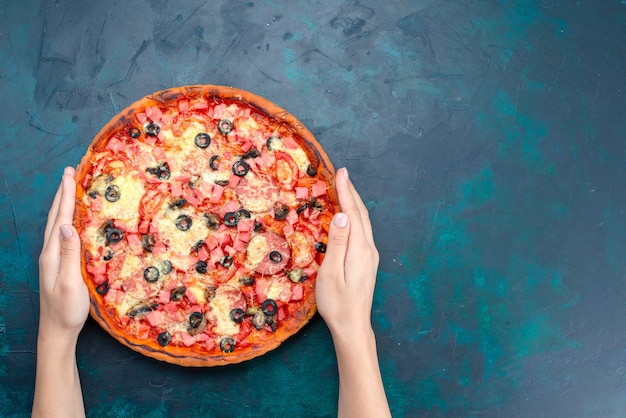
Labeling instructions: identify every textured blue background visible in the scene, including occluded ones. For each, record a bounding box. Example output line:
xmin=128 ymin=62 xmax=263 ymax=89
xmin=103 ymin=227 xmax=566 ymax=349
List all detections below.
xmin=1 ymin=0 xmax=626 ymax=416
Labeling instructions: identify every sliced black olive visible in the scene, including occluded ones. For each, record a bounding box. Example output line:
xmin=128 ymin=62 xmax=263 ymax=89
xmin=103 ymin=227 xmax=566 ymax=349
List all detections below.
xmin=103 ymin=249 xmax=114 ymax=261
xmin=196 ymin=260 xmax=208 ymax=274
xmin=242 ymin=148 xmax=260 ymax=159
xmin=175 ymin=214 xmax=192 ymax=231
xmin=194 ymin=132 xmax=211 ymax=148
xmin=129 ymin=127 xmax=141 ymax=138
xmin=147 ymin=162 xmax=170 ymax=180
xmin=169 ymin=198 xmax=187 ymax=209
xmin=157 ymin=331 xmax=171 ymax=347
xmin=209 ymin=155 xmax=220 ymax=171
xmin=88 ymin=190 xmax=98 ymax=199
xmin=266 ymin=136 xmax=281 ymax=150
xmin=315 ymin=242 xmax=327 ymax=253
xmin=218 ymin=119 xmax=233 ymax=134
xmin=240 ymin=276 xmax=255 ymax=286
xmin=262 ymin=299 xmax=278 ymax=316
xmin=204 ymin=213 xmax=220 ymax=230
xmin=205 ymin=286 xmax=217 ymax=300
xmin=234 ymin=210 xmax=250 ymax=221
xmin=274 ymin=203 xmax=289 ymax=220
xmin=310 ymin=198 xmax=323 ymax=211
xmin=214 ymin=179 xmax=229 ymax=186
xmin=159 ymin=260 xmax=172 ymax=275
xmin=269 ymin=251 xmax=282 ymax=263
xmin=232 ymin=160 xmax=249 ymax=177
xmin=142 ymin=234 xmax=156 ymax=252
xmin=223 ymin=212 xmax=239 ymax=227
xmin=287 ymin=269 xmax=308 ymax=283
xmin=189 ymin=311 xmax=204 ymax=329
xmin=193 ymin=240 xmax=205 ymax=252
xmin=170 ymin=285 xmax=186 ymax=301
xmin=104 ymin=185 xmax=121 ymax=202
xmin=145 ymin=123 xmax=160 ymax=137
xmin=220 ymin=337 xmax=235 ymax=353
xmin=251 ymin=310 xmax=265 ymax=330
xmin=127 ymin=303 xmax=157 ymax=318
xmin=296 ymin=202 xmax=309 ymax=214
xmin=95 ymin=282 xmax=109 ymax=295
xmin=105 ymin=227 xmax=123 ymax=244
xmin=143 ymin=266 xmax=160 ymax=283
xmin=220 ymin=255 xmax=233 ymax=268
xmin=265 ymin=315 xmax=277 ymax=332
xmin=253 ymin=220 xmax=263 ymax=232
xmin=230 ymin=308 xmax=245 ymax=323
xmin=306 ymin=164 xmax=318 ymax=176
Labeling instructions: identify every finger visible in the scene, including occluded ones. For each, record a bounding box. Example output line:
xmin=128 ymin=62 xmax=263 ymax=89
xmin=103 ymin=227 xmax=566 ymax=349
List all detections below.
xmin=335 ymin=168 xmax=368 ymax=245
xmin=344 ymin=172 xmax=375 ymax=246
xmin=42 ymin=181 xmax=63 ymax=250
xmin=46 ymin=170 xmax=78 ymax=258
xmin=56 ymin=224 xmax=83 ymax=290
xmin=318 ymin=212 xmax=350 ymax=283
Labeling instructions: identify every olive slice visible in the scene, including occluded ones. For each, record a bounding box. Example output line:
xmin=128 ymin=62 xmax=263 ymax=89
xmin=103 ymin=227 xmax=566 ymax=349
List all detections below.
xmin=195 ymin=260 xmax=208 ymax=274
xmin=296 ymin=202 xmax=309 ymax=214
xmin=194 ymin=132 xmax=211 ymax=148
xmin=310 ymin=198 xmax=323 ymax=211
xmin=269 ymin=251 xmax=282 ymax=263
xmin=205 ymin=286 xmax=217 ymax=300
xmin=242 ymin=148 xmax=260 ymax=159
xmin=141 ymin=234 xmax=156 ymax=252
xmin=209 ymin=155 xmax=220 ymax=171
xmin=95 ymin=282 xmax=109 ymax=295
xmin=159 ymin=260 xmax=173 ymax=275
xmin=218 ymin=119 xmax=233 ymax=134
xmin=232 ymin=160 xmax=249 ymax=177
xmin=103 ymin=249 xmax=114 ymax=261
xmin=266 ymin=136 xmax=281 ymax=150
xmin=145 ymin=122 xmax=160 ymax=137
xmin=306 ymin=164 xmax=318 ymax=176
xmin=127 ymin=303 xmax=157 ymax=318
xmin=169 ymin=198 xmax=187 ymax=209
xmin=315 ymin=242 xmax=327 ymax=253
xmin=274 ymin=203 xmax=289 ymax=220
xmin=129 ymin=127 xmax=141 ymax=138
xmin=287 ymin=269 xmax=308 ymax=283
xmin=220 ymin=337 xmax=236 ymax=353
xmin=157 ymin=331 xmax=171 ymax=347
xmin=239 ymin=276 xmax=255 ymax=286
xmin=261 ymin=299 xmax=278 ymax=316
xmin=175 ymin=214 xmax=192 ymax=231
xmin=253 ymin=220 xmax=263 ymax=232
xmin=105 ymin=227 xmax=123 ymax=244
xmin=223 ymin=212 xmax=239 ymax=227
xmin=220 ymin=255 xmax=233 ymax=268
xmin=189 ymin=312 xmax=204 ymax=329
xmin=104 ymin=185 xmax=121 ymax=202
xmin=170 ymin=286 xmax=186 ymax=301
xmin=146 ymin=162 xmax=170 ymax=180
xmin=237 ymin=208 xmax=251 ymax=219
xmin=204 ymin=213 xmax=220 ymax=230
xmin=214 ymin=179 xmax=229 ymax=187
xmin=230 ymin=308 xmax=245 ymax=323
xmin=143 ymin=266 xmax=160 ymax=283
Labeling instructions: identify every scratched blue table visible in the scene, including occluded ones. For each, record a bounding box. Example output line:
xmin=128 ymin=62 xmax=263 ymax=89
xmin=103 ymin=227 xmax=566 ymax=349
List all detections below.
xmin=2 ymin=1 xmax=626 ymax=416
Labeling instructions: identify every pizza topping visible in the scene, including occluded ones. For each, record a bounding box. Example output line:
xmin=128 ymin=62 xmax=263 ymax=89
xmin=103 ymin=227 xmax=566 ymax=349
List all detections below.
xmin=266 ymin=136 xmax=280 ymax=150
xmin=286 ymin=268 xmax=307 ymax=283
xmin=141 ymin=234 xmax=156 ymax=252
xmin=169 ymin=198 xmax=187 ymax=209
xmin=261 ymin=299 xmax=278 ymax=316
xmin=194 ymin=132 xmax=211 ymax=149
xmin=241 ymin=148 xmax=261 ymax=159
xmin=95 ymin=282 xmax=110 ymax=295
xmin=129 ymin=127 xmax=141 ymax=138
xmin=188 ymin=312 xmax=204 ymax=328
xmin=105 ymin=226 xmax=123 ymax=244
xmin=269 ymin=251 xmax=282 ymax=263
xmin=274 ymin=203 xmax=289 ymax=220
xmin=143 ymin=266 xmax=160 ymax=283
xmin=205 ymin=286 xmax=217 ymax=300
xmin=230 ymin=308 xmax=245 ymax=323
xmin=232 ymin=160 xmax=249 ymax=177
xmin=195 ymin=261 xmax=208 ymax=274
xmin=170 ymin=286 xmax=186 ymax=301
xmin=144 ymin=122 xmax=160 ymax=137
xmin=315 ymin=242 xmax=327 ymax=253
xmin=204 ymin=213 xmax=221 ymax=230
xmin=146 ymin=162 xmax=170 ymax=180
xmin=159 ymin=260 xmax=173 ymax=275
xmin=127 ymin=303 xmax=157 ymax=318
xmin=306 ymin=164 xmax=318 ymax=177
xmin=250 ymin=308 xmax=266 ymax=330
xmin=219 ymin=337 xmax=235 ymax=353
xmin=104 ymin=185 xmax=121 ymax=202
xmin=157 ymin=331 xmax=171 ymax=347
xmin=218 ymin=119 xmax=233 ymax=135
xmin=220 ymin=256 xmax=234 ymax=268
xmin=223 ymin=212 xmax=239 ymax=227
xmin=296 ymin=202 xmax=309 ymax=214
xmin=209 ymin=155 xmax=220 ymax=170
xmin=175 ymin=214 xmax=192 ymax=231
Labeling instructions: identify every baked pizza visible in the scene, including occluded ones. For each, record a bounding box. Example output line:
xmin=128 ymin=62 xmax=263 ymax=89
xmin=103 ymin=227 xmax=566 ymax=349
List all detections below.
xmin=74 ymin=85 xmax=337 ymax=366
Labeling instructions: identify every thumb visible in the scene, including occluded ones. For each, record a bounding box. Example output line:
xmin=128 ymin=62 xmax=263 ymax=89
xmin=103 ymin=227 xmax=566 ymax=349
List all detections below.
xmin=59 ymin=224 xmax=82 ymax=277
xmin=320 ymin=213 xmax=350 ymax=272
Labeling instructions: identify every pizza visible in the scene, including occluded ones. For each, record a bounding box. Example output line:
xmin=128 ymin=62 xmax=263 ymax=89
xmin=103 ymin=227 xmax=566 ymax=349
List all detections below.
xmin=74 ymin=85 xmax=337 ymax=366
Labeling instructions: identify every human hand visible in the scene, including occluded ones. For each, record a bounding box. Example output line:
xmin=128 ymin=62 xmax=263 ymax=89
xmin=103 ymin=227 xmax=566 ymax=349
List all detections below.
xmin=316 ymin=167 xmax=380 ymax=339
xmin=38 ymin=166 xmax=90 ymax=342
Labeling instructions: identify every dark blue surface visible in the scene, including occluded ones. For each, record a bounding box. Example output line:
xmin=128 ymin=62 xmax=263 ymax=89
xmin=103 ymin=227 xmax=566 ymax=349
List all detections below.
xmin=2 ymin=1 xmax=626 ymax=416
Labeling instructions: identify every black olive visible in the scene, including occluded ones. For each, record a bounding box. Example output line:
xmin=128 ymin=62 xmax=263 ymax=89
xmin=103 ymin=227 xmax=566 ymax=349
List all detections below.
xmin=240 ymin=276 xmax=255 ymax=286
xmin=193 ymin=240 xmax=205 ymax=252
xmin=220 ymin=255 xmax=233 ymax=268
xmin=194 ymin=132 xmax=211 ymax=148
xmin=237 ymin=208 xmax=251 ymax=219
xmin=157 ymin=331 xmax=171 ymax=347
xmin=296 ymin=202 xmax=309 ymax=214
xmin=103 ymin=249 xmax=114 ymax=261
xmin=287 ymin=269 xmax=308 ymax=283
xmin=269 ymin=251 xmax=282 ymax=263
xmin=142 ymin=234 xmax=156 ymax=252
xmin=230 ymin=308 xmax=245 ymax=323
xmin=95 ymin=282 xmax=109 ymax=295
xmin=209 ymin=155 xmax=220 ymax=171
xmin=170 ymin=285 xmax=186 ymax=301
xmin=274 ymin=203 xmax=289 ymax=220
xmin=266 ymin=136 xmax=281 ymax=150
xmin=223 ymin=212 xmax=239 ymax=227
xmin=265 ymin=315 xmax=277 ymax=332
xmin=253 ymin=220 xmax=263 ymax=232
xmin=143 ymin=266 xmax=160 ymax=283
xmin=218 ymin=119 xmax=233 ymax=134
xmin=306 ymin=164 xmax=318 ymax=176
xmin=104 ymin=184 xmax=121 ymax=202
xmin=147 ymin=162 xmax=170 ymax=180
xmin=105 ymin=227 xmax=123 ymax=244
xmin=220 ymin=337 xmax=236 ymax=353
xmin=175 ymin=214 xmax=192 ymax=231
xmin=159 ymin=260 xmax=173 ymax=275
xmin=127 ymin=303 xmax=157 ymax=318
xmin=242 ymin=148 xmax=260 ymax=159
xmin=196 ymin=260 xmax=208 ymax=274
xmin=206 ymin=286 xmax=217 ymax=300
xmin=129 ymin=127 xmax=141 ymax=138
xmin=145 ymin=123 xmax=160 ymax=137
xmin=232 ymin=160 xmax=249 ymax=177
xmin=310 ymin=198 xmax=323 ymax=211
xmin=204 ymin=213 xmax=220 ymax=230
xmin=315 ymin=242 xmax=327 ymax=253
xmin=88 ymin=190 xmax=98 ymax=199
xmin=214 ymin=179 xmax=229 ymax=186
xmin=189 ymin=312 xmax=204 ymax=329
xmin=169 ymin=198 xmax=187 ymax=209
xmin=262 ymin=299 xmax=278 ymax=316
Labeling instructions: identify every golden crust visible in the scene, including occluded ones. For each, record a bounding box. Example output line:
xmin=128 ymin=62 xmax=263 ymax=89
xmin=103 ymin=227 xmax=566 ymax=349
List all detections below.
xmin=75 ymin=85 xmax=337 ymax=367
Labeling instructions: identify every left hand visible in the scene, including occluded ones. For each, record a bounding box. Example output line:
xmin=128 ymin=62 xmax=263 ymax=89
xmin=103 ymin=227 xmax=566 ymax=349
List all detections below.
xmin=38 ymin=166 xmax=90 ymax=341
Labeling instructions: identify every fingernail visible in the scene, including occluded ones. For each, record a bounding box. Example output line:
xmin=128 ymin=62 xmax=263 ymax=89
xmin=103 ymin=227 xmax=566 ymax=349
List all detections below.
xmin=60 ymin=224 xmax=73 ymax=239
xmin=333 ymin=213 xmax=348 ymax=228
xmin=342 ymin=167 xmax=349 ymax=180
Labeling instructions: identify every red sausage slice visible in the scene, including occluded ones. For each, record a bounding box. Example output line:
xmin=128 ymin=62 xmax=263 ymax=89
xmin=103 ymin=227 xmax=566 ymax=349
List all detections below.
xmin=246 ymin=232 xmax=291 ymax=275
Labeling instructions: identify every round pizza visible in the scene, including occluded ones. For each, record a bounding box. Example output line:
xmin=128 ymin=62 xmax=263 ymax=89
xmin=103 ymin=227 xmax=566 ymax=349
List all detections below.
xmin=74 ymin=85 xmax=337 ymax=366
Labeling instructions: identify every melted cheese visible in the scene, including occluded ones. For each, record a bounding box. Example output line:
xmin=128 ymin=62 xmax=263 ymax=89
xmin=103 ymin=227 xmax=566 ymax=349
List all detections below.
xmin=156 ymin=205 xmax=210 ymax=256
xmin=268 ymin=138 xmax=311 ymax=172
xmin=208 ymin=288 xmax=240 ymax=336
xmin=245 ymin=234 xmax=269 ymax=270
xmin=100 ymin=174 xmax=145 ymax=221
xmin=266 ymin=278 xmax=292 ymax=302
